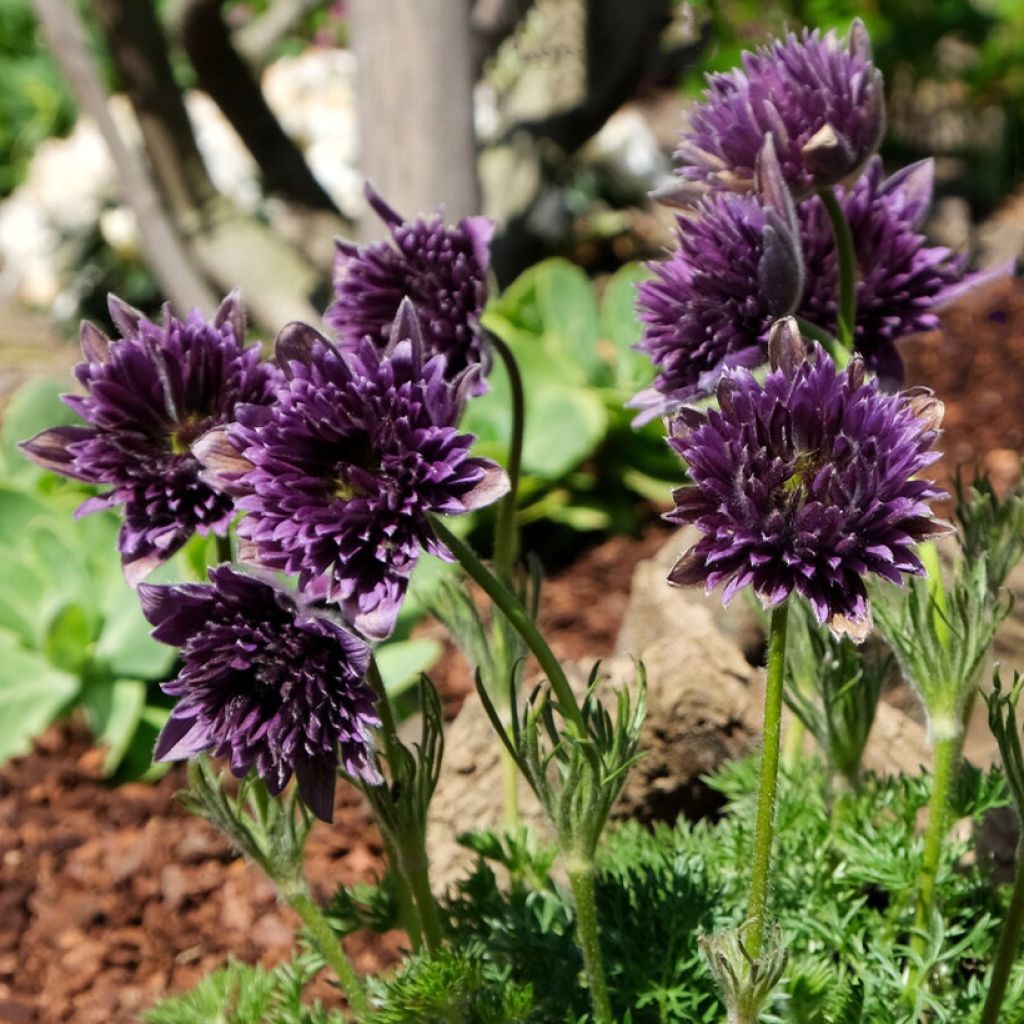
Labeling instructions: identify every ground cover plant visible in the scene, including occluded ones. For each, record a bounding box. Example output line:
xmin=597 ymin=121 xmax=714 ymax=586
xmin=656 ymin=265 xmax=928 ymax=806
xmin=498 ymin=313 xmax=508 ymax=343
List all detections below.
xmin=16 ymin=17 xmax=1024 ymax=1024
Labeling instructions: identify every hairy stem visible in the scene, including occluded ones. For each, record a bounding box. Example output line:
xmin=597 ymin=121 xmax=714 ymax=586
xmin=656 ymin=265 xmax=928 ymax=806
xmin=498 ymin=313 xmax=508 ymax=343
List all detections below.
xmin=818 ymin=187 xmax=857 ymax=354
xmin=567 ymin=858 xmax=613 ymax=1024
xmin=980 ymin=844 xmax=1024 ymax=1024
xmin=285 ymin=886 xmax=370 ymax=1019
xmin=905 ymin=733 xmax=959 ymax=1001
xmin=428 ymin=515 xmax=587 ymax=736
xmin=365 ymin=658 xmax=431 ymax=951
xmin=746 ymin=601 xmax=790 ymax=958
xmin=488 ymin=331 xmax=525 ymax=583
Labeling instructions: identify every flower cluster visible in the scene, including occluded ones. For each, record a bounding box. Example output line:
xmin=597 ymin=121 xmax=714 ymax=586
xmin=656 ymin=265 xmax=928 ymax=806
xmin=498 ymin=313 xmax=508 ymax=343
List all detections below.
xmin=24 ymin=188 xmax=504 ymax=819
xmin=637 ymin=20 xmax=1004 ymax=418
xmin=666 ymin=321 xmax=948 ymax=639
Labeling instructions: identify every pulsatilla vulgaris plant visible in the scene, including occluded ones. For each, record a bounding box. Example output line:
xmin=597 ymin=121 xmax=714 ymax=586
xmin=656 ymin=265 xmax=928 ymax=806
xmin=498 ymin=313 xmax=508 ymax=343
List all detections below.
xmin=19 ymin=16 xmax=1024 ymax=1024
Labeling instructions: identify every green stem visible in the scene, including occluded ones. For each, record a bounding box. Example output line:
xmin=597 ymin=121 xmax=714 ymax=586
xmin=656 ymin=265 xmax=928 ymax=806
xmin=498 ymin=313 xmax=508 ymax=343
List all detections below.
xmin=746 ymin=602 xmax=789 ymax=958
xmin=365 ymin=658 xmax=435 ymax=952
xmin=980 ymin=844 xmax=1024 ymax=1024
xmin=428 ymin=514 xmax=587 ymax=736
xmin=501 ymin=743 xmax=520 ymax=827
xmin=818 ymin=187 xmax=857 ymax=354
xmin=488 ymin=331 xmax=525 ymax=582
xmin=286 ymin=887 xmax=370 ymax=1019
xmin=905 ymin=732 xmax=959 ymax=1000
xmin=215 ymin=530 xmax=233 ymax=564
xmin=794 ymin=317 xmax=848 ymax=368
xmin=396 ymin=835 xmax=444 ymax=955
xmin=567 ymin=858 xmax=613 ymax=1024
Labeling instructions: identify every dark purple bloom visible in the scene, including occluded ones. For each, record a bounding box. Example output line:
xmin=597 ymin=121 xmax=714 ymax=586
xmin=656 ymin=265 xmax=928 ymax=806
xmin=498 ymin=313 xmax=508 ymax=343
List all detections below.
xmin=676 ymin=19 xmax=884 ymax=198
xmin=633 ymin=139 xmax=803 ymax=422
xmin=20 ymin=292 xmax=278 ymax=585
xmin=325 ymin=183 xmax=495 ymax=391
xmin=196 ymin=300 xmax=509 ymax=641
xmin=797 ymin=157 xmax=1010 ymax=387
xmin=666 ymin=320 xmax=949 ymax=640
xmin=139 ymin=565 xmax=379 ymax=822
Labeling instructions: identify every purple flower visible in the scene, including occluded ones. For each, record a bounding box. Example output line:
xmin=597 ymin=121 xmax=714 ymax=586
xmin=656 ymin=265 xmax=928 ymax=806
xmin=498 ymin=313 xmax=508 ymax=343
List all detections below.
xmin=325 ymin=183 xmax=495 ymax=391
xmin=797 ymin=157 xmax=1007 ymax=387
xmin=20 ymin=292 xmax=278 ymax=585
xmin=196 ymin=300 xmax=509 ymax=641
xmin=139 ymin=566 xmax=379 ymax=822
xmin=666 ymin=319 xmax=949 ymax=640
xmin=633 ymin=139 xmax=803 ymax=422
xmin=676 ymin=19 xmax=884 ymax=198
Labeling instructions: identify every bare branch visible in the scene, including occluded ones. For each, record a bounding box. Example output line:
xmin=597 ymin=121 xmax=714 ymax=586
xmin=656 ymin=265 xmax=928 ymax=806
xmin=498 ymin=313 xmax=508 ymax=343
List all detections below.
xmin=31 ymin=0 xmax=217 ymax=314
xmin=174 ymin=0 xmax=343 ymax=218
xmin=234 ymin=0 xmax=322 ymax=70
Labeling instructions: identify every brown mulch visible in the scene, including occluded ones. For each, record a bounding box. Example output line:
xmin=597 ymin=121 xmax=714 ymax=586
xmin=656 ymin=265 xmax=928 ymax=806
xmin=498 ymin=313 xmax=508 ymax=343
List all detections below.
xmin=2 ymin=277 xmax=1023 ymax=1024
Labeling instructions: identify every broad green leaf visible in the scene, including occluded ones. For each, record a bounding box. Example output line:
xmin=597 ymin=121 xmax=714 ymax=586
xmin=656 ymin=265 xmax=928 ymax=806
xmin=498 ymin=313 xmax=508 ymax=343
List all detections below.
xmin=0 ymin=639 xmax=79 ymax=761
xmin=80 ymin=676 xmax=147 ymax=775
xmin=0 ymin=377 xmax=78 ymax=479
xmin=375 ymin=638 xmax=444 ymax=699
xmin=534 ymin=259 xmax=605 ymax=383
xmin=95 ymin=579 xmax=176 ymax=680
xmin=43 ymin=602 xmax=94 ymax=674
xmin=600 ymin=263 xmax=655 ymax=391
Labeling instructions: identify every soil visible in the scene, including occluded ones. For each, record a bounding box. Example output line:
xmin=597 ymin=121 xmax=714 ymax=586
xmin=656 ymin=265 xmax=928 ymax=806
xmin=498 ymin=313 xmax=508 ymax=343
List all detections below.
xmin=1 ymin=277 xmax=1023 ymax=1023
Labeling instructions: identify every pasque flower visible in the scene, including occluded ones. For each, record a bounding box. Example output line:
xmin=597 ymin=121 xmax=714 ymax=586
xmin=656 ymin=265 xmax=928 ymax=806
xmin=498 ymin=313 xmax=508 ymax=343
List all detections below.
xmin=676 ymin=19 xmax=884 ymax=197
xmin=196 ymin=299 xmax=509 ymax=640
xmin=326 ymin=183 xmax=495 ymax=390
xmin=633 ymin=138 xmax=803 ymax=422
xmin=20 ymin=292 xmax=278 ymax=585
xmin=798 ymin=157 xmax=1004 ymax=387
xmin=666 ymin=320 xmax=949 ymax=640
xmin=140 ymin=566 xmax=379 ymax=822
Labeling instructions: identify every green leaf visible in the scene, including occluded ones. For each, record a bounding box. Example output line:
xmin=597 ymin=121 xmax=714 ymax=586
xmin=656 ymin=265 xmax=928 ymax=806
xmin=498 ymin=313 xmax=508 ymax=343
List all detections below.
xmin=599 ymin=263 xmax=654 ymax=391
xmin=534 ymin=259 xmax=604 ymax=383
xmin=95 ymin=579 xmax=176 ymax=680
xmin=80 ymin=677 xmax=147 ymax=775
xmin=111 ymin=704 xmax=170 ymax=783
xmin=0 ymin=377 xmax=78 ymax=480
xmin=43 ymin=602 xmax=94 ymax=674
xmin=375 ymin=638 xmax=444 ymax=699
xmin=0 ymin=638 xmax=79 ymax=761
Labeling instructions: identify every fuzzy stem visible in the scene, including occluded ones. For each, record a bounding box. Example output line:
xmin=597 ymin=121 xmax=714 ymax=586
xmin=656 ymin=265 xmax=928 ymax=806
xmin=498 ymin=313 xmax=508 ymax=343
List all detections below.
xmin=980 ymin=843 xmax=1024 ymax=1024
xmin=395 ymin=835 xmax=444 ymax=955
xmin=905 ymin=732 xmax=959 ymax=1000
xmin=746 ymin=602 xmax=790 ymax=958
xmin=794 ymin=317 xmax=847 ymax=368
xmin=501 ymin=743 xmax=520 ymax=826
xmin=488 ymin=331 xmax=524 ymax=582
xmin=365 ymin=658 xmax=431 ymax=951
xmin=818 ymin=187 xmax=857 ymax=354
xmin=567 ymin=857 xmax=613 ymax=1024
xmin=427 ymin=515 xmax=587 ymax=736
xmin=285 ymin=886 xmax=369 ymax=1019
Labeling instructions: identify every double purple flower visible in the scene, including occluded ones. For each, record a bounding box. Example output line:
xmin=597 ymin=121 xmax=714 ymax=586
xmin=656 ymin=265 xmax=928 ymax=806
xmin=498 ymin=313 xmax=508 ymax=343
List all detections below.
xmin=326 ymin=183 xmax=495 ymax=391
xmin=140 ymin=566 xmax=380 ymax=822
xmin=666 ymin=320 xmax=949 ymax=640
xmin=676 ymin=19 xmax=884 ymax=198
xmin=20 ymin=292 xmax=278 ymax=584
xmin=197 ymin=300 xmax=509 ymax=641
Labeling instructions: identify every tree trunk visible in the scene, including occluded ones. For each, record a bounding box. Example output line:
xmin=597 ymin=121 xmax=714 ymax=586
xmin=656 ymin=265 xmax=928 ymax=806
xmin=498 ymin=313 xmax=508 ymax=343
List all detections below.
xmin=348 ymin=0 xmax=481 ymax=234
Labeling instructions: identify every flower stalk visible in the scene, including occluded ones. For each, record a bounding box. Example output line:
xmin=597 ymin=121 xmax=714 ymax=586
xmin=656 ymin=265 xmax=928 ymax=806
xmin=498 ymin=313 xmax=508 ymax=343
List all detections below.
xmin=980 ymin=843 xmax=1024 ymax=1024
xmin=746 ymin=601 xmax=790 ymax=958
xmin=818 ymin=187 xmax=857 ymax=354
xmin=487 ymin=330 xmax=525 ymax=583
xmin=567 ymin=857 xmax=613 ymax=1024
xmin=284 ymin=884 xmax=371 ymax=1020
xmin=428 ymin=514 xmax=587 ymax=736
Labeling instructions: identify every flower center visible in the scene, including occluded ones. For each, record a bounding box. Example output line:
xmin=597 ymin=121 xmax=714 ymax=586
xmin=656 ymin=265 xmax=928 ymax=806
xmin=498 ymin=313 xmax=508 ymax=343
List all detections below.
xmin=781 ymin=449 xmax=826 ymax=503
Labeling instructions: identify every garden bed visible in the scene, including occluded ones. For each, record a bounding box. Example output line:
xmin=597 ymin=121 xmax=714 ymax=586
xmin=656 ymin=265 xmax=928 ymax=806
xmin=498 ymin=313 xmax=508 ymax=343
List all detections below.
xmin=3 ymin=275 xmax=1023 ymax=1024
